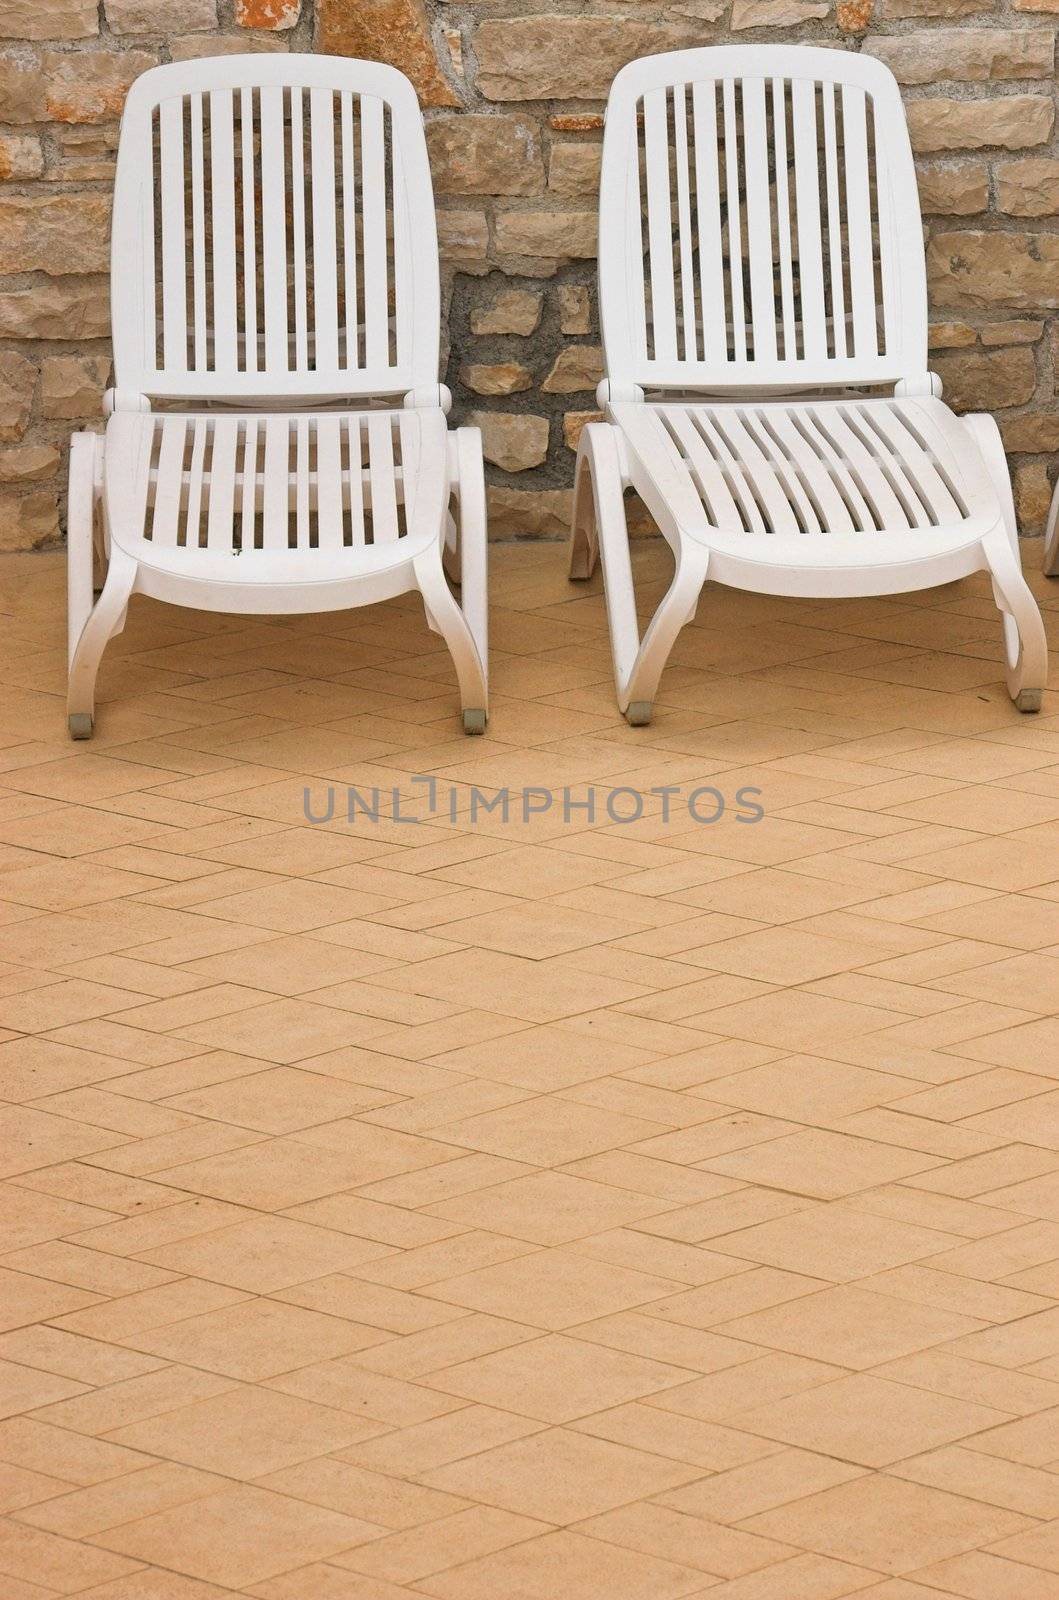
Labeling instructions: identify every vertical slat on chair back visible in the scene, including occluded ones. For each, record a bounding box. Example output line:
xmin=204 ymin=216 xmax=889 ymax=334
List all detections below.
xmin=113 ymin=56 xmax=439 ymax=403
xmin=599 ymin=47 xmax=926 ymax=395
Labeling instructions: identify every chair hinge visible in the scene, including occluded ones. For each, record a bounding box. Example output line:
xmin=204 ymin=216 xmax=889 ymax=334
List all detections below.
xmin=103 ymin=389 xmax=151 ymax=415
xmin=404 ymin=384 xmax=452 ymax=413
xmin=894 ymin=373 xmax=943 ymax=399
xmin=597 ymin=380 xmax=644 ymax=407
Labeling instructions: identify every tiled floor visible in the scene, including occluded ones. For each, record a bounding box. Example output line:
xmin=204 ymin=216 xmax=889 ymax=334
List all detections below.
xmin=0 ymin=541 xmax=1057 ymax=1598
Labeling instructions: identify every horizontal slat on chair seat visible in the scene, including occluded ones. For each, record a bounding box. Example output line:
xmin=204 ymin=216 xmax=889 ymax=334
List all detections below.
xmin=119 ymin=411 xmax=443 ymax=556
xmin=624 ymin=397 xmax=971 ymax=538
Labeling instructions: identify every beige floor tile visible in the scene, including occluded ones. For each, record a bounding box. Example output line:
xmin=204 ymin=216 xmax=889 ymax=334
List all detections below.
xmin=0 ymin=1361 xmax=84 ymax=1421
xmin=682 ymin=989 xmax=902 ymax=1051
xmin=425 ymin=1170 xmax=672 ymax=1245
xmin=430 ymin=1097 xmax=664 ymax=1165
xmin=13 ymin=1461 xmax=227 ymax=1539
xmin=372 ymin=948 xmax=647 ymax=1023
xmin=705 ymin=1202 xmax=961 ymax=1281
xmin=638 ymin=1188 xmax=808 ymax=1245
xmin=646 ymin=1351 xmax=847 ymax=1423
xmin=0 ymin=1326 xmax=163 ymax=1388
xmin=969 ymin=1406 xmax=1059 ymax=1466
xmin=567 ymin=1227 xmax=755 ymax=1287
xmin=188 ymin=879 xmax=398 ymax=932
xmin=353 ymin=1232 xmax=543 ymax=1293
xmin=741 ymin=1475 xmax=1033 ymax=1575
xmin=164 ymin=1066 xmax=395 ymax=1132
xmin=168 ymin=997 xmax=393 ymax=1063
xmin=701 ymin=1129 xmax=943 ymax=1199
xmin=912 ymin=1549 xmax=1059 ymax=1598
xmin=0 ymin=1460 xmax=70 ymax=1516
xmin=705 ymin=1055 xmax=914 ymax=1121
xmin=873 ymin=1351 xmax=1059 ymax=1416
xmin=329 ymin=1505 xmax=549 ymax=1584
xmin=0 ymin=1518 xmax=141 ymax=1592
xmin=267 ymin=1357 xmax=469 ymax=1426
xmin=91 ymin=1482 xmax=382 ymax=1588
xmin=733 ymin=1372 xmax=1008 ymax=1466
xmin=0 ymin=1267 xmax=100 ymax=1333
xmin=124 ymin=1296 xmax=390 ymax=1379
xmin=574 ymin=1500 xmax=797 ymax=1577
xmin=420 ymin=1426 xmax=701 ymax=1522
xmin=715 ymin=1283 xmax=985 ymax=1369
xmin=890 ymin=1444 xmax=1059 ymax=1519
xmin=182 ymin=934 xmax=398 ymax=992
xmin=415 ymin=1527 xmax=708 ymax=1600
xmin=430 ymin=1024 xmax=658 ymax=1091
xmin=941 ymin=1307 xmax=1059 ymax=1369
xmin=29 ymin=1364 xmax=237 ymax=1438
xmin=423 ymin=1247 xmax=683 ymax=1329
xmin=259 ymin=1456 xmax=472 ymax=1532
xmin=954 ymin=1016 xmax=1059 ymax=1073
xmin=852 ymin=1263 xmax=1049 ymax=1325
xmin=154 ymin=1136 xmax=429 ymax=1209
xmin=105 ymin=1385 xmax=371 ymax=1478
xmin=660 ymin=1447 xmax=864 ymax=1524
xmin=342 ymin=1406 xmax=543 ymax=1477
xmin=274 ymin=1275 xmax=468 ymax=1334
xmin=423 ymin=1333 xmax=691 ymax=1422
xmin=0 ymin=1415 xmax=148 ymax=1486
xmin=984 ymin=1520 xmax=1059 ymax=1575
xmin=567 ymin=1307 xmax=754 ymax=1371
xmin=139 ymin=1215 xmax=394 ymax=1292
xmin=0 ymin=1105 xmax=127 ymax=1177
xmin=570 ymin=1402 xmax=780 ymax=1471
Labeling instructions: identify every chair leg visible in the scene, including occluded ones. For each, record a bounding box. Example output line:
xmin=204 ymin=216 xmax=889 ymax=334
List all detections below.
xmin=572 ymin=423 xmax=709 ymax=724
xmin=962 ymin=414 xmax=1048 ymax=711
xmin=983 ymin=529 xmax=1048 ymax=712
xmin=67 ymin=433 xmax=97 ymax=691
xmin=1044 ymin=478 xmax=1059 ymax=578
xmin=67 ymin=546 xmax=137 ymax=738
xmin=453 ymin=426 xmax=488 ymax=721
xmin=569 ymin=441 xmax=600 ymax=580
xmin=414 ymin=446 xmax=488 ymax=737
xmin=623 ymin=541 xmax=710 ymax=721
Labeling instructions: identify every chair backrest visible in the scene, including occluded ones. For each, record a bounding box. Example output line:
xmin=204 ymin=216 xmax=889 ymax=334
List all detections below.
xmin=599 ymin=46 xmax=927 ymax=396
xmin=112 ymin=55 xmax=440 ymax=405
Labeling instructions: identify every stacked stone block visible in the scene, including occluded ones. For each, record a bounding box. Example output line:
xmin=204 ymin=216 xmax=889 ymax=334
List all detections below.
xmin=0 ymin=0 xmax=1057 ymax=547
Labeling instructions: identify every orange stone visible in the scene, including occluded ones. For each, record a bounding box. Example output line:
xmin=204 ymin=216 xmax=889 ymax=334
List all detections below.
xmin=550 ymin=114 xmax=605 ymax=133
xmin=235 ymin=0 xmax=300 ymax=26
xmin=318 ymin=0 xmax=458 ymax=108
xmin=837 ymin=0 xmax=872 ymax=30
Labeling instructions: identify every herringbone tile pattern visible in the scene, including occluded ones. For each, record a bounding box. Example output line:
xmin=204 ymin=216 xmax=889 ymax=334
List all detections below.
xmin=0 ymin=544 xmax=1057 ymax=1598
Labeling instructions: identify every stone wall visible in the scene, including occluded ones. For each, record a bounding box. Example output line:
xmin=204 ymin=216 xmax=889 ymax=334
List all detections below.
xmin=0 ymin=0 xmax=1057 ymax=548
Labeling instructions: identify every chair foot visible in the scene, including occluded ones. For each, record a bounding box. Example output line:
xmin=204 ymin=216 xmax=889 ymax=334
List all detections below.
xmin=1016 ymin=688 xmax=1043 ymax=713
xmin=625 ymin=701 xmax=652 ymax=726
xmin=462 ymin=708 xmax=487 ymax=735
xmin=69 ymin=713 xmax=94 ymax=739
xmin=568 ymin=535 xmax=598 ymax=581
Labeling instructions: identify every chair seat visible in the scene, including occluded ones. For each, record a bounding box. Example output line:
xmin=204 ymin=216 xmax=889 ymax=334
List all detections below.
xmin=104 ymin=408 xmax=450 ymax=583
xmin=611 ymin=396 xmax=1000 ymax=567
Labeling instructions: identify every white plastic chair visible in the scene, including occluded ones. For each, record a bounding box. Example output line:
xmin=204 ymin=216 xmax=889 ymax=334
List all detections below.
xmin=68 ymin=56 xmax=488 ymax=737
xmin=570 ymin=46 xmax=1047 ymax=724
